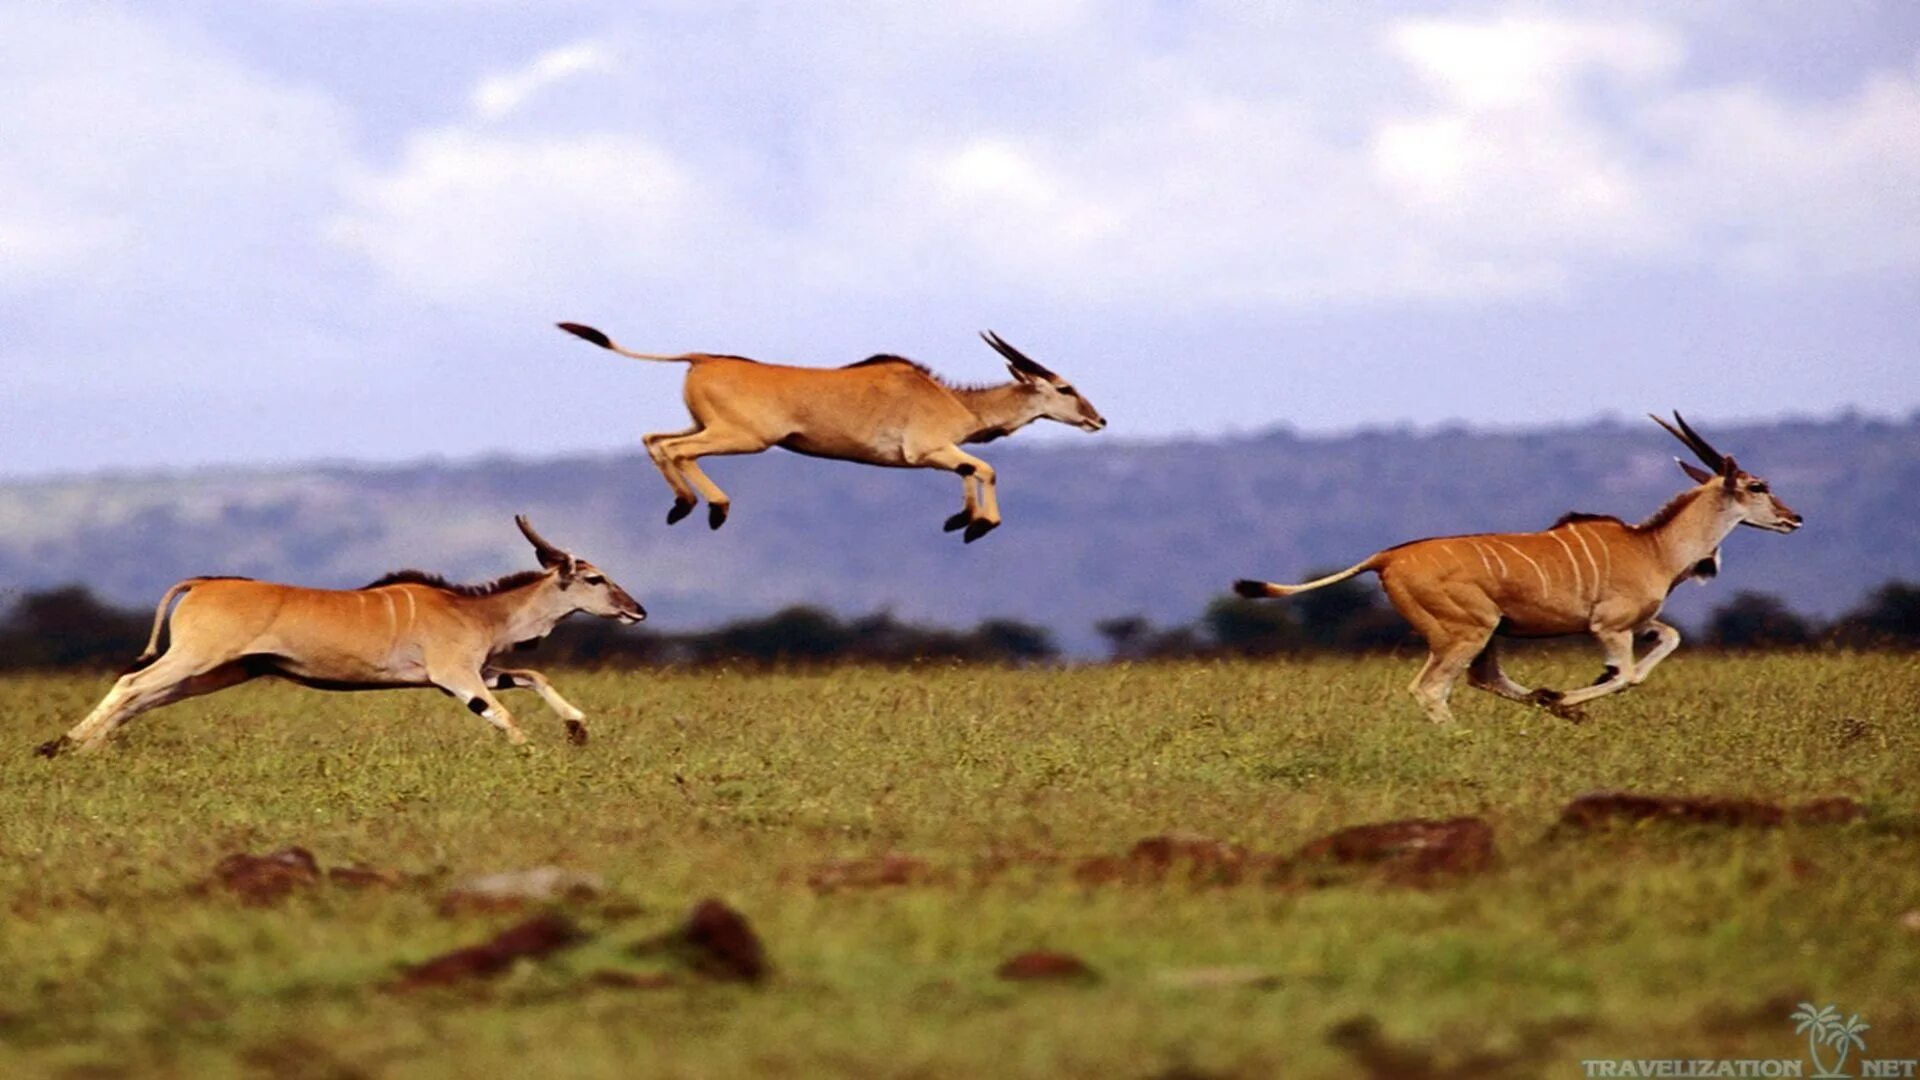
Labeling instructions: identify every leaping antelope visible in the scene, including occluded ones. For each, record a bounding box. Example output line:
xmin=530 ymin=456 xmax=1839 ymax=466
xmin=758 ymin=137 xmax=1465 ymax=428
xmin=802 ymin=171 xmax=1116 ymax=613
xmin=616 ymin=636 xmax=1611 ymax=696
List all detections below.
xmin=36 ymin=517 xmax=645 ymax=756
xmin=1232 ymin=414 xmax=1802 ymax=724
xmin=557 ymin=322 xmax=1107 ymax=541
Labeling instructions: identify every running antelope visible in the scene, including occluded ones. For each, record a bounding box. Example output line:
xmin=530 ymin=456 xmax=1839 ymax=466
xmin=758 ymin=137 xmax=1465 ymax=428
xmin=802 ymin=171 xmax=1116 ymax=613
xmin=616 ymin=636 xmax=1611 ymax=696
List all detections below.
xmin=36 ymin=517 xmax=644 ymax=756
xmin=557 ymin=322 xmax=1107 ymax=541
xmin=1232 ymin=414 xmax=1802 ymax=724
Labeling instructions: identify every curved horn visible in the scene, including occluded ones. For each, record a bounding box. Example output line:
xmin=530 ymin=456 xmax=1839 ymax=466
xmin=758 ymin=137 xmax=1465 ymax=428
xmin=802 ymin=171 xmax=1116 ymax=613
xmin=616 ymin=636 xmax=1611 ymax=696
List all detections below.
xmin=514 ymin=514 xmax=570 ymax=567
xmin=1671 ymin=412 xmax=1727 ymax=472
xmin=1649 ymin=412 xmax=1725 ymax=472
xmin=980 ymin=330 xmax=1057 ymax=380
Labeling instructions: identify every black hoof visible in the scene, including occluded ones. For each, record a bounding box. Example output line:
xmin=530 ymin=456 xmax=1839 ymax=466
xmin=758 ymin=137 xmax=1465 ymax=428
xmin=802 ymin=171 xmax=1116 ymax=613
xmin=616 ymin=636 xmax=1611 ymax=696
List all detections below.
xmin=962 ymin=519 xmax=998 ymax=543
xmin=943 ymin=511 xmax=972 ymax=533
xmin=1232 ymin=579 xmax=1269 ymax=599
xmin=708 ymin=503 xmax=730 ymax=530
xmin=565 ymin=720 xmax=589 ymax=747
xmin=34 ymin=736 xmax=70 ymax=759
xmin=666 ymin=500 xmax=695 ymax=525
xmin=1529 ymin=688 xmax=1564 ymax=707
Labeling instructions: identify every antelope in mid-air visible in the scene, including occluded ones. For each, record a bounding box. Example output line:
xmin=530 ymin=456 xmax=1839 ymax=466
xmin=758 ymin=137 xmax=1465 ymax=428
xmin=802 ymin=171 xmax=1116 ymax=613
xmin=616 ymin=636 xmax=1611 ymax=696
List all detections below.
xmin=1232 ymin=414 xmax=1802 ymax=724
xmin=36 ymin=517 xmax=645 ymax=756
xmin=556 ymin=322 xmax=1107 ymax=542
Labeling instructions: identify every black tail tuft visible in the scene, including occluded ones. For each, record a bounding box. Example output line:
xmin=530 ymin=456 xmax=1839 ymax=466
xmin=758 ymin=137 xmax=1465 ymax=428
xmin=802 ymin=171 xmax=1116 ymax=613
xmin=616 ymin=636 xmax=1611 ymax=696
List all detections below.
xmin=1232 ymin=579 xmax=1270 ymax=599
xmin=557 ymin=322 xmax=612 ymax=349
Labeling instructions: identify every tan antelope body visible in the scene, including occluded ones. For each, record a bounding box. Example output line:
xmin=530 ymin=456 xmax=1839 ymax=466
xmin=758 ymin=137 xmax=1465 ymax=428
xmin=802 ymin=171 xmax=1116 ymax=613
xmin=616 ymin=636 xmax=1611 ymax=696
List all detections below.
xmin=557 ymin=322 xmax=1106 ymax=541
xmin=37 ymin=518 xmax=644 ymax=755
xmin=1233 ymin=415 xmax=1802 ymax=723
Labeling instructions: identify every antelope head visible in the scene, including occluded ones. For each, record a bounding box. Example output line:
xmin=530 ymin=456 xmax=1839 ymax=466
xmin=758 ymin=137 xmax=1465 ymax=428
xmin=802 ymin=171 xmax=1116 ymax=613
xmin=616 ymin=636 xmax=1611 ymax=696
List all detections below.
xmin=1651 ymin=412 xmax=1803 ymax=534
xmin=514 ymin=515 xmax=647 ymax=623
xmin=980 ymin=331 xmax=1107 ymax=432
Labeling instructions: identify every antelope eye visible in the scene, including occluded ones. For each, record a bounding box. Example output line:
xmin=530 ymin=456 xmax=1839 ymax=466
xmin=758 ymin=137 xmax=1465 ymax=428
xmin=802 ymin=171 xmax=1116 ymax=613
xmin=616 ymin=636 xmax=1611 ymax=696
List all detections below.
xmin=1055 ymin=384 xmax=1075 ymax=396
xmin=1748 ymin=483 xmax=1768 ymax=494
xmin=583 ymin=574 xmax=606 ymax=585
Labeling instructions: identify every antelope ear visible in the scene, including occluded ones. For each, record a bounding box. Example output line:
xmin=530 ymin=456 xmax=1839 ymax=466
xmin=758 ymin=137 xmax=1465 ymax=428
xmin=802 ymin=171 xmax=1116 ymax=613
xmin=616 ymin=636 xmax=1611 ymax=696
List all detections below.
xmin=1721 ymin=456 xmax=1740 ymax=489
xmin=1006 ymin=362 xmax=1041 ymax=385
xmin=1676 ymin=458 xmax=1714 ymax=484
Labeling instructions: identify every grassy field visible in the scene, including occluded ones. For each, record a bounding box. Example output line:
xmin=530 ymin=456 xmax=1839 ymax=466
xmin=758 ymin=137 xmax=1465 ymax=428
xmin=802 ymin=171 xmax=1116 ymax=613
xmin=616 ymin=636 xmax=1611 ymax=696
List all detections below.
xmin=2 ymin=651 xmax=1917 ymax=1078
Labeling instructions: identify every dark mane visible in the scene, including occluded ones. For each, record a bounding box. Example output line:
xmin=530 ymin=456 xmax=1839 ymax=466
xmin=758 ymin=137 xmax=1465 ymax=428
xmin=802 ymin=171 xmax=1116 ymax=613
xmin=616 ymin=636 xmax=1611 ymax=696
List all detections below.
xmin=1635 ymin=488 xmax=1704 ymax=532
xmin=1551 ymin=511 xmax=1624 ymax=529
xmin=842 ymin=353 xmax=1001 ymax=394
xmin=359 ymin=568 xmax=548 ymax=597
xmin=844 ymin=353 xmax=925 ymax=371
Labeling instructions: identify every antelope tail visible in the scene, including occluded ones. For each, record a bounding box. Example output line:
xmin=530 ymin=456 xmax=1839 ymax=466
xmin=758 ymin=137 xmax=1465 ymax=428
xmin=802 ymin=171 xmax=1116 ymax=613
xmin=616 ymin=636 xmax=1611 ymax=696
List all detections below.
xmin=1233 ymin=555 xmax=1382 ymax=599
xmin=127 ymin=578 xmax=210 ymax=670
xmin=556 ymin=322 xmax=695 ymax=363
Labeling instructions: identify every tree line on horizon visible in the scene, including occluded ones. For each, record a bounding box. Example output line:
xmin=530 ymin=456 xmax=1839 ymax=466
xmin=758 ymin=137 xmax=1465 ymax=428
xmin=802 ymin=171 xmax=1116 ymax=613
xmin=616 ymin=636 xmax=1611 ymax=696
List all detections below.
xmin=1 ymin=575 xmax=1915 ymax=672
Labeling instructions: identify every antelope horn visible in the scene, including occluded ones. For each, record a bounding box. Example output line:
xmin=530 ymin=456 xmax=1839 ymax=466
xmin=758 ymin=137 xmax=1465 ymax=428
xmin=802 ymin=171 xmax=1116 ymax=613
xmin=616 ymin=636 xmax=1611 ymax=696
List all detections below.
xmin=980 ymin=330 xmax=1057 ymax=380
xmin=514 ymin=514 xmax=569 ymax=561
xmin=1649 ymin=412 xmax=1725 ymax=472
xmin=1671 ymin=412 xmax=1727 ymax=472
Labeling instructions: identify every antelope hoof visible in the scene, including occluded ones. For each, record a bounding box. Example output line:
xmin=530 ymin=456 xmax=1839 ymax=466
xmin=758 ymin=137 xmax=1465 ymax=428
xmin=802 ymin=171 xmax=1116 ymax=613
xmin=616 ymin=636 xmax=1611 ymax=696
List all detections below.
xmin=1529 ymin=688 xmax=1586 ymax=723
xmin=708 ymin=503 xmax=730 ymax=530
xmin=564 ymin=719 xmax=589 ymax=746
xmin=943 ymin=510 xmax=972 ymax=533
xmin=962 ymin=518 xmax=999 ymax=543
xmin=666 ymin=500 xmax=696 ymax=525
xmin=34 ymin=735 xmax=71 ymax=759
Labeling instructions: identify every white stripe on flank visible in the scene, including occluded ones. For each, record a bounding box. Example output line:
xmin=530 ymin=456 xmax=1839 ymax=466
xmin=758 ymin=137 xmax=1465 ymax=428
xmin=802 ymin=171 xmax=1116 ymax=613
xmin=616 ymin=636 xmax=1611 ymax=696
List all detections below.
xmin=1471 ymin=541 xmax=1495 ymax=576
xmin=381 ymin=591 xmax=396 ymax=637
xmin=1485 ymin=543 xmax=1508 ymax=576
xmin=1494 ymin=539 xmax=1549 ymax=591
xmin=1549 ymin=532 xmax=1584 ymax=595
xmin=402 ymin=589 xmax=416 ymax=631
xmin=1568 ymin=526 xmax=1602 ymax=600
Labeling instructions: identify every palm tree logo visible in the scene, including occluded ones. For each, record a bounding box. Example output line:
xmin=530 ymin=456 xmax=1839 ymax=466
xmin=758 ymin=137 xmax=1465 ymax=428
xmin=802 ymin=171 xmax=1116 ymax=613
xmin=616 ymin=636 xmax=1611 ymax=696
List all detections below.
xmin=1793 ymin=1002 xmax=1870 ymax=1078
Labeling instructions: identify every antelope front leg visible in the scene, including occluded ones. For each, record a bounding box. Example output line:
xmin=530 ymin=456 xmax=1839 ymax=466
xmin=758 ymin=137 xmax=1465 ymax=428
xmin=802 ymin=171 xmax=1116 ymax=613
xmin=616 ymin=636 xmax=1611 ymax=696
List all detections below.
xmin=1628 ymin=621 xmax=1682 ymax=685
xmin=943 ymin=472 xmax=982 ymax=533
xmin=912 ymin=444 xmax=999 ymax=542
xmin=486 ymin=667 xmax=589 ymax=745
xmin=435 ymin=670 xmax=527 ymax=745
xmin=1553 ymin=630 xmax=1637 ymax=708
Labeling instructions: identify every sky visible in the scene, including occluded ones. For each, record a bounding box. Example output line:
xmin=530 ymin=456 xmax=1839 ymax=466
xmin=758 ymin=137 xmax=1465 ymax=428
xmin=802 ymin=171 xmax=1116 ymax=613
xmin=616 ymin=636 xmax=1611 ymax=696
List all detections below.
xmin=1 ymin=0 xmax=1916 ymax=478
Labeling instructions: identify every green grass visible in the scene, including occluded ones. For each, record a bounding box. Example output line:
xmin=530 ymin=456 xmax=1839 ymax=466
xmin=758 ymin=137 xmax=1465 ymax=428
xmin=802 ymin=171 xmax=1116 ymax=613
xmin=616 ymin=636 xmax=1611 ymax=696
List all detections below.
xmin=2 ymin=652 xmax=1917 ymax=1078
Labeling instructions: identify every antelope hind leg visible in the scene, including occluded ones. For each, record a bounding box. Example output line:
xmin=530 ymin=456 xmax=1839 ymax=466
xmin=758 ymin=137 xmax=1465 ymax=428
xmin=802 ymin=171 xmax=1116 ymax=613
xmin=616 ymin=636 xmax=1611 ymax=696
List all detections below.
xmin=643 ymin=426 xmax=701 ymax=525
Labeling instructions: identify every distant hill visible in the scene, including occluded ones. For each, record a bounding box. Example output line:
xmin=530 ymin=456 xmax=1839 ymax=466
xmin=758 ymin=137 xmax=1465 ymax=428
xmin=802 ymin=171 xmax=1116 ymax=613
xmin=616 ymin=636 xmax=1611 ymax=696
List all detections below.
xmin=2 ymin=415 xmax=1915 ymax=653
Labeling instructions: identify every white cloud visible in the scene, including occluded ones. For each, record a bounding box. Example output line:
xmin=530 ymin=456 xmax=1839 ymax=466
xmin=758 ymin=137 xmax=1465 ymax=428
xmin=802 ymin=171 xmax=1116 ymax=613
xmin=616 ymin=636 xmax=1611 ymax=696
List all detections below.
xmin=325 ymin=6 xmax=1920 ymax=314
xmin=471 ymin=40 xmax=613 ymax=121
xmin=0 ymin=6 xmax=351 ymax=291
xmin=330 ymin=129 xmax=699 ymax=304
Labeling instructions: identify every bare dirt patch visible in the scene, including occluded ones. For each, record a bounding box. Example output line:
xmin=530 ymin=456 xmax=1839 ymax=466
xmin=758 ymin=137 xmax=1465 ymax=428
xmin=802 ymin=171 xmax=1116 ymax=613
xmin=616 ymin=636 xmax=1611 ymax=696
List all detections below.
xmin=996 ymin=950 xmax=1098 ymax=982
xmin=208 ymin=847 xmax=322 ymax=906
xmin=393 ymin=913 xmax=587 ymax=991
xmin=1287 ymin=817 xmax=1497 ymax=884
